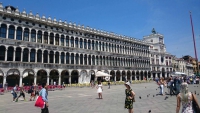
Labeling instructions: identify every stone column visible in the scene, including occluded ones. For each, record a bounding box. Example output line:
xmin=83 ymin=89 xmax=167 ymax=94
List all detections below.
xmin=13 ymin=48 xmax=16 ymax=61
xmin=5 ymin=47 xmax=7 ymax=61
xmin=47 ymin=32 xmax=50 ymax=44
xmin=41 ymin=31 xmax=44 ymax=44
xmin=6 ymin=24 xmax=9 ymax=38
xmin=134 ymin=75 xmax=137 ymax=80
xmin=35 ymin=50 xmax=37 ymax=63
xmin=29 ymin=29 xmax=31 ymax=42
xmin=34 ymin=75 xmax=37 ymax=85
xmin=69 ymin=75 xmax=71 ymax=85
xmin=22 ymin=27 xmax=24 ymax=41
xmin=155 ymin=73 xmax=158 ymax=78
xmin=42 ymin=51 xmax=44 ymax=63
xmin=53 ymin=33 xmax=55 ymax=45
xmin=19 ymin=76 xmax=22 ymax=87
xmin=35 ymin=30 xmax=38 ymax=43
xmin=120 ymin=73 xmax=122 ymax=81
xmin=139 ymin=74 xmax=141 ymax=80
xmin=58 ymin=75 xmax=61 ymax=85
xmin=14 ymin=26 xmax=17 ymax=40
xmin=21 ymin=49 xmax=23 ymax=62
xmin=3 ymin=75 xmax=6 ymax=88
xmin=47 ymin=75 xmax=50 ymax=85
xmin=53 ymin=52 xmax=55 ymax=64
xmin=28 ymin=49 xmax=30 ymax=62
xmin=130 ymin=75 xmax=132 ymax=81
xmin=59 ymin=52 xmax=61 ymax=64
xmin=69 ymin=37 xmax=71 ymax=47
xmin=114 ymin=75 xmax=116 ymax=82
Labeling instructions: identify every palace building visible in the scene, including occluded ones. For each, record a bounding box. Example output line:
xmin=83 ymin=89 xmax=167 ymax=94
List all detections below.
xmin=0 ymin=3 xmax=150 ymax=86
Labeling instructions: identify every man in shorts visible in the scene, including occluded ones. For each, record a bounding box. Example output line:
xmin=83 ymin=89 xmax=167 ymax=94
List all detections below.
xmin=16 ymin=83 xmax=26 ymax=102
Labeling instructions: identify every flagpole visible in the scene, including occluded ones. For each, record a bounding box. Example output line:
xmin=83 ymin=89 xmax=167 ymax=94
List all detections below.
xmin=189 ymin=11 xmax=199 ymax=76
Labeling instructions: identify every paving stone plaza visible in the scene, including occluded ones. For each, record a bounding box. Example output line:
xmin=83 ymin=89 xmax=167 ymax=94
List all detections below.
xmin=0 ymin=82 xmax=200 ymax=113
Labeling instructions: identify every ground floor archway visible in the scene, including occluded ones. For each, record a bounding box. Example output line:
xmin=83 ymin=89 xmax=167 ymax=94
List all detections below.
xmin=49 ymin=70 xmax=59 ymax=85
xmin=116 ymin=71 xmax=120 ymax=81
xmin=71 ymin=70 xmax=79 ymax=84
xmin=61 ymin=70 xmax=69 ymax=84
xmin=90 ymin=70 xmax=95 ymax=82
xmin=110 ymin=70 xmax=115 ymax=81
xmin=37 ymin=70 xmax=47 ymax=85
xmin=127 ymin=71 xmax=131 ymax=81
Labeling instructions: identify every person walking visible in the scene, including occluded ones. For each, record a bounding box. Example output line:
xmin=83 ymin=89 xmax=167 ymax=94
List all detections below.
xmin=40 ymin=82 xmax=49 ymax=113
xmin=96 ymin=81 xmax=103 ymax=99
xmin=16 ymin=83 xmax=26 ymax=102
xmin=29 ymin=83 xmax=35 ymax=101
xmin=159 ymin=77 xmax=165 ymax=95
xmin=176 ymin=82 xmax=200 ymax=113
xmin=11 ymin=84 xmax=18 ymax=102
xmin=124 ymin=82 xmax=135 ymax=113
xmin=108 ymin=80 xmax=111 ymax=89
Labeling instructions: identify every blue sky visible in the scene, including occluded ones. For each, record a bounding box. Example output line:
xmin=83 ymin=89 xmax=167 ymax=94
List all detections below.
xmin=1 ymin=0 xmax=200 ymax=60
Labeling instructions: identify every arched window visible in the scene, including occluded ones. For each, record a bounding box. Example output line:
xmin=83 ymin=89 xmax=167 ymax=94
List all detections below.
xmin=55 ymin=52 xmax=59 ymax=63
xmin=55 ymin=34 xmax=59 ymax=45
xmin=8 ymin=25 xmax=15 ymax=39
xmin=49 ymin=51 xmax=54 ymax=63
xmin=61 ymin=52 xmax=64 ymax=64
xmin=80 ymin=54 xmax=83 ymax=64
xmin=96 ymin=41 xmax=98 ymax=50
xmin=102 ymin=43 xmax=104 ymax=51
xmin=30 ymin=49 xmax=35 ymax=62
xmin=84 ymin=39 xmax=87 ymax=49
xmin=31 ymin=29 xmax=36 ymax=42
xmin=96 ymin=56 xmax=99 ymax=65
xmin=92 ymin=40 xmax=94 ymax=50
xmin=37 ymin=50 xmax=42 ymax=62
xmin=7 ymin=47 xmax=14 ymax=61
xmin=15 ymin=47 xmax=21 ymax=61
xmin=88 ymin=55 xmax=91 ymax=65
xmin=0 ymin=46 xmax=5 ymax=60
xmin=61 ymin=35 xmax=64 ymax=46
xmin=66 ymin=36 xmax=69 ymax=47
xmin=88 ymin=40 xmax=91 ymax=49
xmin=0 ymin=24 xmax=7 ymax=38
xmin=80 ymin=38 xmax=83 ymax=48
xmin=23 ymin=28 xmax=29 ymax=41
xmin=50 ymin=33 xmax=54 ymax=45
xmin=43 ymin=50 xmax=48 ymax=63
xmin=71 ymin=53 xmax=74 ymax=64
xmin=44 ymin=32 xmax=48 ymax=44
xmin=16 ymin=27 xmax=22 ymax=40
xmin=84 ymin=54 xmax=87 ymax=65
xmin=105 ymin=43 xmax=108 ymax=51
xmin=99 ymin=42 xmax=101 ymax=51
xmin=71 ymin=37 xmax=74 ymax=47
xmin=37 ymin=31 xmax=42 ymax=43
xmin=66 ymin=53 xmax=69 ymax=64
xmin=75 ymin=38 xmax=78 ymax=48
xmin=92 ymin=55 xmax=95 ymax=65
xmin=76 ymin=54 xmax=79 ymax=64
xmin=23 ymin=48 xmax=29 ymax=62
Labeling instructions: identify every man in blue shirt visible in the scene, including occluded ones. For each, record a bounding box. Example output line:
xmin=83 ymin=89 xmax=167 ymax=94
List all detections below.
xmin=40 ymin=82 xmax=49 ymax=113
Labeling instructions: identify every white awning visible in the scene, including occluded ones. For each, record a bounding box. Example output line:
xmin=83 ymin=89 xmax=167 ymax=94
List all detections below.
xmin=23 ymin=72 xmax=28 ymax=78
xmin=172 ymin=72 xmax=187 ymax=76
xmin=96 ymin=71 xmax=112 ymax=77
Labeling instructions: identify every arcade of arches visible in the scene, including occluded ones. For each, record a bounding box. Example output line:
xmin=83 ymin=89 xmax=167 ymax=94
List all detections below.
xmin=0 ymin=69 xmax=153 ymax=87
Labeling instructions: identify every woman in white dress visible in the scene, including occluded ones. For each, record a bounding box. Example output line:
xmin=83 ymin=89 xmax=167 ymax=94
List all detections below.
xmin=96 ymin=81 xmax=103 ymax=99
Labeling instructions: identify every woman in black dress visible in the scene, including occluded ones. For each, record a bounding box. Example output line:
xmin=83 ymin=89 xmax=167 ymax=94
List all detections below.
xmin=124 ymin=82 xmax=135 ymax=113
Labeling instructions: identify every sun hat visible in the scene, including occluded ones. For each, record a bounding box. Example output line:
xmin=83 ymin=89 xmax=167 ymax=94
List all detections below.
xmin=125 ymin=82 xmax=130 ymax=86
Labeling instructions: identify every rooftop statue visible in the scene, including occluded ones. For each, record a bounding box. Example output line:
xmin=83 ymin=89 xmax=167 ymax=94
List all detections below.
xmin=152 ymin=28 xmax=156 ymax=34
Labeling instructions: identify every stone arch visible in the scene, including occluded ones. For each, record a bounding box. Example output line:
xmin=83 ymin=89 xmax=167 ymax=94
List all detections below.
xmin=80 ymin=70 xmax=88 ymax=83
xmin=116 ymin=70 xmax=121 ymax=81
xmin=61 ymin=70 xmax=69 ymax=84
xmin=49 ymin=69 xmax=59 ymax=85
xmin=6 ymin=69 xmax=20 ymax=86
xmin=37 ymin=69 xmax=47 ymax=85
xmin=0 ymin=45 xmax=6 ymax=61
xmin=71 ymin=70 xmax=79 ymax=84
xmin=22 ymin=69 xmax=35 ymax=86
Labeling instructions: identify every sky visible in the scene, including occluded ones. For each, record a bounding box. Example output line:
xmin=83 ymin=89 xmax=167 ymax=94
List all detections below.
xmin=1 ymin=0 xmax=200 ymax=60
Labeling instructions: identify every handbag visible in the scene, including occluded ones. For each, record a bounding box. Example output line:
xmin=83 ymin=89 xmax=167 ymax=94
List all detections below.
xmin=192 ymin=93 xmax=200 ymax=113
xmin=35 ymin=89 xmax=45 ymax=109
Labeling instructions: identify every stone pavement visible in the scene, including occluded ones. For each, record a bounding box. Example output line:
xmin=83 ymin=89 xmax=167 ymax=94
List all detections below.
xmin=0 ymin=82 xmax=200 ymax=113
